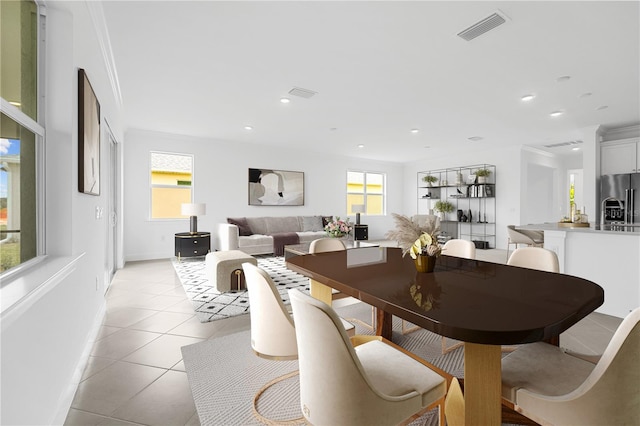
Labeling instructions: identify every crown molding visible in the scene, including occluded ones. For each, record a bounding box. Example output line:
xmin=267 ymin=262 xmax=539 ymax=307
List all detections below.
xmin=85 ymin=0 xmax=123 ymax=106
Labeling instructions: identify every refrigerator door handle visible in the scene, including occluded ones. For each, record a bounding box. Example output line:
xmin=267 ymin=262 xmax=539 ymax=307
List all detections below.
xmin=625 ymin=189 xmax=629 ymax=224
xmin=631 ymin=189 xmax=635 ymax=224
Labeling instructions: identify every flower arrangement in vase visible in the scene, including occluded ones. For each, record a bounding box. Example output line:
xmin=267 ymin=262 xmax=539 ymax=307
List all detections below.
xmin=409 ymin=232 xmax=442 ymax=272
xmin=324 ymin=216 xmax=353 ymax=238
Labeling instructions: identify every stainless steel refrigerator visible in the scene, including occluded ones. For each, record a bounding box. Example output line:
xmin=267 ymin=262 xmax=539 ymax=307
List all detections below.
xmin=600 ymin=173 xmax=640 ymax=225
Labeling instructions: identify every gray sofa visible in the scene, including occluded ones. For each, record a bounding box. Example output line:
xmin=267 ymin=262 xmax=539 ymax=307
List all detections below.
xmin=217 ymin=216 xmax=329 ymax=255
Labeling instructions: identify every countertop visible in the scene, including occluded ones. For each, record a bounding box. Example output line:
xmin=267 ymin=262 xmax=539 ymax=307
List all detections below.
xmin=519 ymin=223 xmax=640 ymax=236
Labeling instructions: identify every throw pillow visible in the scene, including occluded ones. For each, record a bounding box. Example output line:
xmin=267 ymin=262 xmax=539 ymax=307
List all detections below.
xmin=227 ymin=217 xmax=253 ymax=236
xmin=301 ymin=216 xmax=324 ymax=232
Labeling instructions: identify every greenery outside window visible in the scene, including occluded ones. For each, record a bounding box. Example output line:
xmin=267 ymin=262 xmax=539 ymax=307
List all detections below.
xmin=347 ymin=171 xmax=385 ymax=216
xmin=150 ymin=152 xmax=194 ymax=219
xmin=1 ymin=0 xmax=43 ymax=275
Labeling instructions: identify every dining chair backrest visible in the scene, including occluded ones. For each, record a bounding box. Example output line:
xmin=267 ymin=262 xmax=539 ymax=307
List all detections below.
xmin=505 ymin=307 xmax=640 ymax=425
xmin=309 ymin=238 xmax=346 ymax=253
xmin=288 ymin=288 xmax=446 ymax=426
xmin=443 ymin=239 xmax=476 ymax=259
xmin=507 ymin=247 xmax=560 ymax=273
xmin=242 ymin=262 xmax=298 ymax=359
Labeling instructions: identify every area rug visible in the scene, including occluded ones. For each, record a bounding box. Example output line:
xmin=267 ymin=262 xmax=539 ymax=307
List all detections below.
xmin=172 ymin=255 xmax=310 ymax=323
xmin=181 ymin=301 xmax=466 ymax=426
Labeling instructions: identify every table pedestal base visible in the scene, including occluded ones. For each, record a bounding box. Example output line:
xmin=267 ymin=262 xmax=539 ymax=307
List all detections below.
xmin=464 ymin=343 xmax=502 ymax=426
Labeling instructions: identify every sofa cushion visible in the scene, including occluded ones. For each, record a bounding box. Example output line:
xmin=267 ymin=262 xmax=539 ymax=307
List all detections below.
xmin=246 ymin=217 xmax=268 ymax=235
xmin=227 ymin=217 xmax=253 ymax=236
xmin=301 ymin=216 xmax=324 ymax=232
xmin=266 ymin=216 xmax=301 ymax=234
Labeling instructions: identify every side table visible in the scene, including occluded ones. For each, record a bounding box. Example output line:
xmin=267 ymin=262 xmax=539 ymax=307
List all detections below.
xmin=175 ymin=232 xmax=211 ymax=260
xmin=354 ymin=224 xmax=368 ymax=241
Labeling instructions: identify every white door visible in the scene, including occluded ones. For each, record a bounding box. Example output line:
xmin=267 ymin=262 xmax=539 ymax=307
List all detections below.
xmin=106 ymin=128 xmax=119 ymax=289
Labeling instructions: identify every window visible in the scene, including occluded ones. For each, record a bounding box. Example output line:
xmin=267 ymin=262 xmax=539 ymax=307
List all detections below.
xmin=150 ymin=152 xmax=193 ymax=219
xmin=1 ymin=0 xmax=43 ymax=275
xmin=347 ymin=171 xmax=385 ymax=216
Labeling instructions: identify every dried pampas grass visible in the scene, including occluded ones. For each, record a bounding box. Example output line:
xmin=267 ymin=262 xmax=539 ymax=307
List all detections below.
xmin=385 ymin=213 xmax=441 ymax=256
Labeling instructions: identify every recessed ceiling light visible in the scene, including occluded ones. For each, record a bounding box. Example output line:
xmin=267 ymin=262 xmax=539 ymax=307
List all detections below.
xmin=521 ymin=94 xmax=535 ymax=102
xmin=280 ymin=97 xmax=290 ymax=104
xmin=556 ymin=75 xmax=571 ymax=83
xmin=572 ymin=147 xmax=581 ymax=151
xmin=424 ymin=146 xmax=431 ymax=149
xmin=410 ymin=129 xmax=420 ymax=134
xmin=549 ymin=110 xmax=565 ymax=117
xmin=357 ymin=144 xmax=365 ymax=149
xmin=244 ymin=125 xmax=253 ymax=130
xmin=330 ymin=127 xmax=337 ymax=131
xmin=468 ymin=136 xmax=484 ymax=141
xmin=9 ymin=101 xmax=21 ymax=107
xmin=579 ymin=92 xmax=592 ymax=98
xmin=596 ymin=105 xmax=609 ymax=110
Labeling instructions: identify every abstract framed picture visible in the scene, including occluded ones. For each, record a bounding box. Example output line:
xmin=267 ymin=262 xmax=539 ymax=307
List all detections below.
xmin=78 ymin=68 xmax=101 ymax=195
xmin=248 ymin=168 xmax=304 ymax=206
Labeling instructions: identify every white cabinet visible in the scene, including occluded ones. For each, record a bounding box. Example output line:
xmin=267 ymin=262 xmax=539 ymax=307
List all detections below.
xmin=600 ymin=138 xmax=639 ymax=175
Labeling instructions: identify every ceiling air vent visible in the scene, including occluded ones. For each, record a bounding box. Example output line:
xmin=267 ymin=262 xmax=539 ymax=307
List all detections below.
xmin=543 ymin=140 xmax=584 ymax=149
xmin=457 ymin=11 xmax=508 ymax=41
xmin=288 ymin=87 xmax=317 ymax=99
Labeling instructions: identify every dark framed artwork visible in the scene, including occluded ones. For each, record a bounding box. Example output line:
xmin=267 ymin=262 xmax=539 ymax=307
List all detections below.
xmin=248 ymin=168 xmax=304 ymax=206
xmin=78 ymin=68 xmax=101 ymax=195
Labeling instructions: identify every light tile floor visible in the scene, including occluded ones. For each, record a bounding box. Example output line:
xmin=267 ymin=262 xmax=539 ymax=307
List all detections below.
xmin=64 ymin=248 xmax=622 ymax=425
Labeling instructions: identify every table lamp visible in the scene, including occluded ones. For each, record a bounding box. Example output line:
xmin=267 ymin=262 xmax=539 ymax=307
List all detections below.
xmin=352 ymin=204 xmax=365 ymax=225
xmin=181 ymin=203 xmax=206 ymax=234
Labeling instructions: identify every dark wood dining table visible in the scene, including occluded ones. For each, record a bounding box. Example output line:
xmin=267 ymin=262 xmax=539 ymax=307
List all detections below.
xmin=286 ymin=246 xmax=604 ymax=426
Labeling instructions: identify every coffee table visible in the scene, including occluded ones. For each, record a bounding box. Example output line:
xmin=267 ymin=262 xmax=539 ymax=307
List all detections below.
xmin=283 ymin=240 xmax=377 ymax=260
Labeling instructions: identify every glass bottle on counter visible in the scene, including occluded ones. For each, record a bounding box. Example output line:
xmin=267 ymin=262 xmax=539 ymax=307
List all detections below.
xmin=581 ymin=206 xmax=589 ymax=224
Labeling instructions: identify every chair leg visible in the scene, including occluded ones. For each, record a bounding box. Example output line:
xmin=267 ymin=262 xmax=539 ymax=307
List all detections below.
xmin=252 ymin=370 xmax=304 ymax=425
xmin=402 ymin=319 xmax=420 ymax=335
xmin=441 ymin=337 xmax=464 ymax=354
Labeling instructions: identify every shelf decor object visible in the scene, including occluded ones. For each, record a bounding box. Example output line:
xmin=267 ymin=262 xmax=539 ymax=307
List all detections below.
xmin=181 ymin=203 xmax=206 ymax=234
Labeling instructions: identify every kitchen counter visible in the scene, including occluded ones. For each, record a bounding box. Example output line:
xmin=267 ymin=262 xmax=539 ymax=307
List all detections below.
xmin=519 ymin=222 xmax=640 ymax=235
xmin=518 ymin=223 xmax=639 ymax=318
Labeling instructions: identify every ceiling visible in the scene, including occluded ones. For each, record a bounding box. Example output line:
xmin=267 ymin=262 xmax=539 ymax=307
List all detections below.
xmin=98 ymin=1 xmax=640 ymax=163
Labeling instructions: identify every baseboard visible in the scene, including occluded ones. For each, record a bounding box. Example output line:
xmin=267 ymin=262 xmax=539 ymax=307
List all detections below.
xmin=51 ymin=299 xmax=107 ymax=425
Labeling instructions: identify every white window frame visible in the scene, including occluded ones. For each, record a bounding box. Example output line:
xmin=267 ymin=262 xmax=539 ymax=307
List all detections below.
xmin=346 ymin=170 xmax=386 ymax=216
xmin=149 ymin=151 xmax=194 ymax=220
xmin=0 ymin=1 xmax=46 ymax=280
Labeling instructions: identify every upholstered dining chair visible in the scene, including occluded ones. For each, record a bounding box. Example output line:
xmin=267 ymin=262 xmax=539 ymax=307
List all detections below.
xmin=433 ymin=239 xmax=477 ymax=354
xmin=242 ymin=262 xmax=301 ymax=424
xmin=507 ymin=247 xmax=560 ymax=273
xmin=288 ymin=288 xmax=447 ymax=426
xmin=506 ymin=225 xmax=544 ymax=261
xmin=310 ymin=238 xmax=375 ymax=329
xmin=501 ymin=307 xmax=640 ymax=425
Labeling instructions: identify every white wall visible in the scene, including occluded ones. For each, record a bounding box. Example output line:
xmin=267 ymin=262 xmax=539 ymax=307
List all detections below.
xmin=123 ymin=129 xmax=405 ymax=260
xmin=1 ymin=3 xmax=124 ymax=424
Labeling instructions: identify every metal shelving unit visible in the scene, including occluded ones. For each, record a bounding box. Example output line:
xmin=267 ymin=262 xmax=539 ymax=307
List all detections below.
xmin=417 ymin=164 xmax=496 ymax=249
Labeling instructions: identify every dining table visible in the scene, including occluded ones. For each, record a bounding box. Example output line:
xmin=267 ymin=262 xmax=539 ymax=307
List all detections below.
xmin=286 ymin=246 xmax=604 ymax=426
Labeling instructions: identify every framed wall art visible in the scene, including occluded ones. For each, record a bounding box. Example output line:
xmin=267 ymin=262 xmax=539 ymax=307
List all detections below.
xmin=248 ymin=168 xmax=304 ymax=206
xmin=78 ymin=68 xmax=101 ymax=195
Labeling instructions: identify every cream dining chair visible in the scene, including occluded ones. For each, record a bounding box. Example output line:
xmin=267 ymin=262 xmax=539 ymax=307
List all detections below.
xmin=507 ymin=247 xmax=559 ymax=273
xmin=242 ymin=262 xmax=355 ymax=423
xmin=288 ymin=288 xmax=447 ymax=426
xmin=310 ymin=238 xmax=375 ymax=329
xmin=506 ymin=225 xmax=544 ymax=261
xmin=501 ymin=307 xmax=640 ymax=425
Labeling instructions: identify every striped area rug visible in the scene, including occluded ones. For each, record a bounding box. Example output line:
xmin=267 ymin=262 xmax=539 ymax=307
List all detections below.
xmin=182 ymin=301 xmax=465 ymax=426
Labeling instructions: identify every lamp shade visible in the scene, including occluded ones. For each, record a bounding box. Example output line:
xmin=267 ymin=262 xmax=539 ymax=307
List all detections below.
xmin=352 ymin=204 xmax=365 ymax=213
xmin=181 ymin=203 xmax=206 ymax=216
